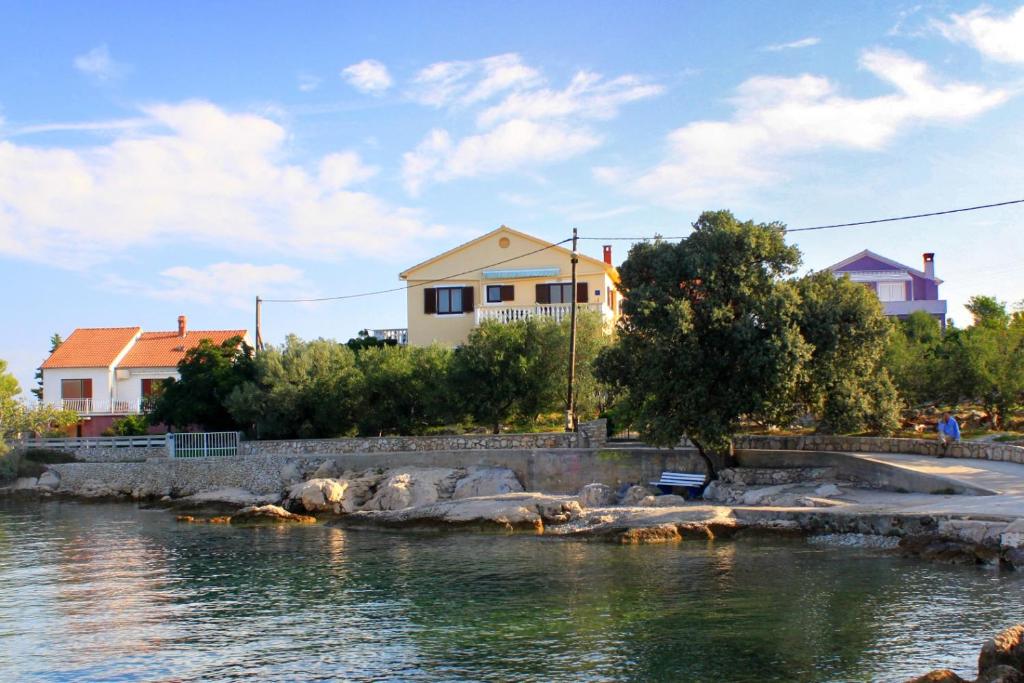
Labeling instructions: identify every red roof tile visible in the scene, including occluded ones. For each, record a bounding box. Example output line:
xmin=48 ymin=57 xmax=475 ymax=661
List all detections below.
xmin=40 ymin=327 xmax=141 ymax=369
xmin=117 ymin=330 xmax=248 ymax=368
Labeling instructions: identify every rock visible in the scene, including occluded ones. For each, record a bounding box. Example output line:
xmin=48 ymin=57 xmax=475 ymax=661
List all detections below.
xmin=311 ymin=460 xmax=340 ymax=480
xmin=617 ymin=524 xmax=682 ymax=544
xmin=343 ymin=492 xmax=567 ymax=532
xmin=979 ymin=625 xmax=1024 ymax=678
xmin=537 ymin=499 xmax=583 ymax=524
xmin=978 ymin=665 xmax=1024 ymax=683
xmin=230 ymin=504 xmax=315 ymax=525
xmin=620 ymin=484 xmax=654 ymax=506
xmin=160 ymin=495 xmax=172 ymax=502
xmin=904 ymin=670 xmax=969 ymax=683
xmin=79 ymin=480 xmax=117 ymax=498
xmin=1001 ymin=520 xmax=1024 ymax=550
xmin=176 ymin=515 xmax=231 ymax=524
xmin=1004 ymin=548 xmax=1024 ymax=570
xmin=578 ymin=483 xmax=616 ymax=508
xmin=701 ymin=480 xmax=720 ymax=501
xmin=339 ymin=471 xmax=385 ymax=512
xmin=638 ymin=494 xmax=688 ymax=507
xmin=13 ymin=477 xmax=39 ymax=490
xmin=939 ymin=520 xmax=1006 ymax=547
xmin=814 ymin=483 xmax=842 ymax=498
xmin=362 ymin=468 xmax=462 ymax=511
xmin=279 ymin=462 xmax=303 ymax=486
xmin=180 ymin=487 xmax=279 ymax=507
xmin=741 ymin=484 xmax=795 ymax=506
xmin=292 ymin=478 xmax=348 ymax=513
xmin=452 ymin=468 xmax=524 ymax=499
xmin=36 ymin=470 xmax=60 ymax=490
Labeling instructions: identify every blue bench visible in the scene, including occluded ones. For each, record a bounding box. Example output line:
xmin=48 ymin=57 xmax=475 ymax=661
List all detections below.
xmin=650 ymin=471 xmax=707 ymax=498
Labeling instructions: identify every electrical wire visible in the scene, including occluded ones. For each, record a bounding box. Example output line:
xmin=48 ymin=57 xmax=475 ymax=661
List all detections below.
xmin=575 ymin=198 xmax=1024 ymax=241
xmin=262 ymin=237 xmax=573 ymax=303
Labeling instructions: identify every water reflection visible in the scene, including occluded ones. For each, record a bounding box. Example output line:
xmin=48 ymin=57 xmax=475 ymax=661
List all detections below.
xmin=0 ymin=500 xmax=1022 ymax=682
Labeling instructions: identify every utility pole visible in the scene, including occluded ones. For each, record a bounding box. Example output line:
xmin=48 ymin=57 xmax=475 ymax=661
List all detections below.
xmin=255 ymin=296 xmax=263 ymax=353
xmin=565 ymin=227 xmax=579 ymax=432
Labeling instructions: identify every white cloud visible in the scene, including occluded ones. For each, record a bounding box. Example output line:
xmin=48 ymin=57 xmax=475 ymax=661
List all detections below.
xmin=936 ymin=5 xmax=1024 ymax=64
xmin=476 ymin=71 xmax=664 ymax=127
xmin=402 ymin=120 xmax=600 ymax=195
xmin=763 ymin=37 xmax=821 ymax=52
xmin=73 ymin=45 xmax=127 ymax=81
xmin=342 ymin=59 xmax=393 ymax=94
xmin=409 ymin=53 xmax=542 ymax=108
xmin=0 ymin=100 xmax=445 ymax=267
xmin=600 ymin=48 xmax=1008 ymax=205
xmin=297 ymin=73 xmax=322 ymax=92
xmin=401 ymin=55 xmax=662 ymax=194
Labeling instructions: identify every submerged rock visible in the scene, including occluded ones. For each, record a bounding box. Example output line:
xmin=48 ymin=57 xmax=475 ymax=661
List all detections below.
xmin=177 ymin=487 xmax=279 ymax=508
xmin=452 ymin=468 xmax=523 ymax=499
xmin=904 ymin=670 xmax=969 ymax=683
xmin=230 ymin=504 xmax=315 ymax=525
xmin=617 ymin=524 xmax=682 ymax=544
xmin=578 ymin=483 xmax=616 ymax=508
xmin=980 ymin=624 xmax=1024 ymax=679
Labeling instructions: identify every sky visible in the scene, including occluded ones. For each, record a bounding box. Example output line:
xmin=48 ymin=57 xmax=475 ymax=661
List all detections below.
xmin=2 ymin=1 xmax=1024 ymax=392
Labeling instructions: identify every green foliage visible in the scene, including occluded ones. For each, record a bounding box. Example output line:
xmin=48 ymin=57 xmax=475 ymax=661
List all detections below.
xmin=883 ymin=311 xmax=944 ymax=406
xmin=345 ymin=330 xmax=398 ymax=352
xmin=355 ymin=344 xmax=454 ymax=435
xmin=31 ymin=333 xmax=62 ymax=401
xmin=22 ymin=448 xmax=78 ymax=464
xmin=226 ymin=335 xmax=362 ymax=438
xmin=596 ymin=210 xmax=807 ymax=461
xmin=148 ymin=336 xmax=254 ymax=431
xmin=104 ymin=414 xmax=149 ymax=436
xmin=792 ymin=271 xmax=900 ymax=435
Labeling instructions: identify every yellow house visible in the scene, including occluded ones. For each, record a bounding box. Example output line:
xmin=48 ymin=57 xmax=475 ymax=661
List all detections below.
xmin=399 ymin=225 xmax=620 ymax=346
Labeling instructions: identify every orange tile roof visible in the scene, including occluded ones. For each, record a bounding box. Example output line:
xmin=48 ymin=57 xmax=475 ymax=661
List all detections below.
xmin=40 ymin=327 xmax=141 ymax=369
xmin=117 ymin=330 xmax=248 ymax=368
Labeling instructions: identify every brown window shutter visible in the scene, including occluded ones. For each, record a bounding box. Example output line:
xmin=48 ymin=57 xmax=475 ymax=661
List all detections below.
xmin=462 ymin=286 xmax=474 ymax=312
xmin=500 ymin=284 xmax=514 ymax=301
xmin=576 ymin=282 xmax=589 ymax=303
xmin=424 ymin=288 xmax=436 ymax=314
xmin=536 ymin=284 xmax=550 ymax=304
xmin=82 ymin=378 xmax=93 ymax=399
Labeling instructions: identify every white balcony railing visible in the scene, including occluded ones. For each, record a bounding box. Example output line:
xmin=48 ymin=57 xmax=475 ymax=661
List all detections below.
xmin=368 ymin=328 xmax=409 ymax=345
xmin=476 ymin=303 xmax=602 ymax=326
xmin=60 ymin=398 xmax=143 ymax=415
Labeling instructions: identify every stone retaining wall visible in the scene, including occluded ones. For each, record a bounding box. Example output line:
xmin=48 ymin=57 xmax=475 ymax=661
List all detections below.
xmin=243 ymin=419 xmax=608 ymax=457
xmin=15 ymin=446 xmax=165 ymax=463
xmin=731 ymin=434 xmax=1024 ymax=464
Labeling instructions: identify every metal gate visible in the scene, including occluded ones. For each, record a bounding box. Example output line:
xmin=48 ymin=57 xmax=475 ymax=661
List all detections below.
xmin=168 ymin=431 xmax=241 ymax=458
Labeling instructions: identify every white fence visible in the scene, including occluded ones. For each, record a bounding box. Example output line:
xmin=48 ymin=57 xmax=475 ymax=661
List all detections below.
xmin=21 ymin=435 xmax=168 ymax=450
xmin=476 ymin=303 xmax=601 ymax=325
xmin=59 ymin=398 xmax=142 ymax=415
xmin=169 ymin=431 xmax=241 ymax=458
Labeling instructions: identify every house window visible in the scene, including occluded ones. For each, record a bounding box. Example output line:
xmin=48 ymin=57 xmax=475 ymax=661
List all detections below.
xmin=437 ymin=287 xmax=464 ymax=314
xmin=141 ymin=378 xmax=166 ymax=398
xmin=486 ymin=285 xmax=514 ymax=303
xmin=878 ymin=282 xmax=906 ymax=302
xmin=536 ymin=282 xmax=588 ymax=304
xmin=61 ymin=379 xmax=92 ymax=399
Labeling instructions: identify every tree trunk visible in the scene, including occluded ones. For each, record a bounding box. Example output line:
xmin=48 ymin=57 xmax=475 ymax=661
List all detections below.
xmin=689 ymin=438 xmax=718 ymax=485
xmin=690 ymin=438 xmax=737 ymax=485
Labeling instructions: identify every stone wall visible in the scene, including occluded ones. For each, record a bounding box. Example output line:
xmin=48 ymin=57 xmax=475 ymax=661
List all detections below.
xmin=243 ymin=419 xmax=608 ymax=457
xmin=731 ymin=434 xmax=1024 ymax=465
xmin=15 ymin=445 xmax=165 ymax=463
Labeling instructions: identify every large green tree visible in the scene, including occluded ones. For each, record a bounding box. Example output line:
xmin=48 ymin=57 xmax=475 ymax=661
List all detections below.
xmin=883 ymin=310 xmax=944 ymax=406
xmin=31 ymin=333 xmax=63 ymax=401
xmin=595 ymin=210 xmax=808 ymax=475
xmin=148 ymin=336 xmax=255 ymax=431
xmin=355 ymin=344 xmax=453 ymax=435
xmin=792 ymin=271 xmax=900 ymax=435
xmin=0 ymin=359 xmax=78 ymax=460
xmin=226 ymin=336 xmax=362 ymax=438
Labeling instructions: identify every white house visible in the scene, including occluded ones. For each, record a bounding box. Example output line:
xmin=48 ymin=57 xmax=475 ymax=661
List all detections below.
xmin=40 ymin=316 xmax=249 ymax=436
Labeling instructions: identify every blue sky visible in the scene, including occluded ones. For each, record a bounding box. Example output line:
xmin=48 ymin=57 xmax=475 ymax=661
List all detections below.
xmin=2 ymin=1 xmax=1024 ymax=391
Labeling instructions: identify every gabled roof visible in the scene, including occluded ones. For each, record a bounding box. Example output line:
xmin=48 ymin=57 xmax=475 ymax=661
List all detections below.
xmin=826 ymin=249 xmax=943 ymax=284
xmin=40 ymin=327 xmax=141 ymax=369
xmin=399 ymin=225 xmax=617 ymax=281
xmin=118 ymin=330 xmax=248 ymax=368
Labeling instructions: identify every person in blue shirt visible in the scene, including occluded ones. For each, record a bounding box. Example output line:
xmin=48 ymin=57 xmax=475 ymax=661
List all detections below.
xmin=937 ymin=411 xmax=960 ymax=457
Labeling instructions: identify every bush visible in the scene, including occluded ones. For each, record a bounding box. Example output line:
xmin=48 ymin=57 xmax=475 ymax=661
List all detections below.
xmin=103 ymin=415 xmax=149 ymax=437
xmin=23 ymin=448 xmax=78 ymax=464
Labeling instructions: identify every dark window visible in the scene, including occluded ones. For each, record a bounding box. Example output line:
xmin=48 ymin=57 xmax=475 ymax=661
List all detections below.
xmin=61 ymin=379 xmax=92 ymax=399
xmin=141 ymin=378 xmax=167 ymax=398
xmin=487 ymin=285 xmax=503 ymax=303
xmin=537 ymin=283 xmax=587 ymax=304
xmin=437 ymin=287 xmax=464 ymax=314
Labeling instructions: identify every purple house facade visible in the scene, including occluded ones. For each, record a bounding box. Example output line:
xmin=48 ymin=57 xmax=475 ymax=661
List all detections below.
xmin=827 ymin=250 xmax=947 ymax=328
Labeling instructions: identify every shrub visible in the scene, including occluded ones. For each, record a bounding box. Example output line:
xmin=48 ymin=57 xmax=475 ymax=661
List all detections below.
xmin=23 ymin=448 xmax=78 ymax=464
xmin=104 ymin=415 xmax=149 ymax=437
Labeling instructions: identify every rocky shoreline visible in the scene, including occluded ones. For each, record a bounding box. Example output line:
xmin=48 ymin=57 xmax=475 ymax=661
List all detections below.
xmin=7 ymin=461 xmax=1024 ymax=570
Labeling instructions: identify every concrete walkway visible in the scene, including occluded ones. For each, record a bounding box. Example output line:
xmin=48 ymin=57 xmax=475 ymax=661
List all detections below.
xmin=840 ymin=452 xmax=1024 ymax=519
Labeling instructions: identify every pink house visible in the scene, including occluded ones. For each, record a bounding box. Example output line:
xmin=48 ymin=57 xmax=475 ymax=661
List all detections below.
xmin=827 ymin=250 xmax=947 ymax=328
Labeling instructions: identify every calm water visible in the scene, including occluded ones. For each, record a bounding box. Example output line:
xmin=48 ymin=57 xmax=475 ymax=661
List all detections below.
xmin=1 ymin=501 xmax=1022 ymax=682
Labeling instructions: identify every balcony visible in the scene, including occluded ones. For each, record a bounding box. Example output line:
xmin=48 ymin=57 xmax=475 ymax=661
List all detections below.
xmin=368 ymin=328 xmax=409 ymax=345
xmin=60 ymin=398 xmax=143 ymax=415
xmin=881 ymin=299 xmax=947 ymax=318
xmin=475 ymin=303 xmax=603 ymax=326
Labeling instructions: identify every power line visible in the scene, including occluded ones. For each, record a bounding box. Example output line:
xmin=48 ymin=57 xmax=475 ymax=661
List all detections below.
xmin=575 ymin=198 xmax=1024 ymax=241
xmin=262 ymin=237 xmax=573 ymax=303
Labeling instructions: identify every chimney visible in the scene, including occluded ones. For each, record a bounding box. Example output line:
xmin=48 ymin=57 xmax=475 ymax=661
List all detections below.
xmin=177 ymin=315 xmax=187 ymax=337
xmin=603 ymin=245 xmax=613 ymax=265
xmin=923 ymin=253 xmax=935 ymax=279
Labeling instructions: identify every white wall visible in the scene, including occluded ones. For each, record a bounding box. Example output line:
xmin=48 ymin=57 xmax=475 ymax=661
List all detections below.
xmin=114 ymin=367 xmax=179 ymax=405
xmin=41 ymin=367 xmax=113 ymax=408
